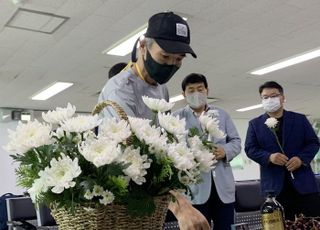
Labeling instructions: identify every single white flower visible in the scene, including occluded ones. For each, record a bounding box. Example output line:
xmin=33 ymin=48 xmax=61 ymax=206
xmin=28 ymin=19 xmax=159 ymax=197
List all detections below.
xmin=28 ymin=176 xmax=48 ymax=202
xmin=187 ymin=136 xmax=217 ymax=172
xmin=53 ymin=127 xmax=71 ymax=139
xmin=184 ymin=167 xmax=202 ymax=184
xmin=79 ymin=138 xmax=120 ymax=168
xmin=142 ymin=96 xmax=174 ymax=112
xmin=99 ymin=190 xmax=115 ymax=205
xmin=177 ymin=169 xmax=200 ymax=185
xmin=128 ymin=117 xmax=152 ymax=133
xmin=167 ymin=143 xmax=196 ymax=171
xmin=84 ymin=190 xmax=94 ymax=200
xmin=60 ymin=114 xmax=101 ymax=133
xmin=199 ymin=114 xmax=225 ymax=139
xmin=99 ymin=118 xmax=131 ymax=143
xmin=158 ymin=113 xmax=187 ymax=136
xmin=42 ymin=153 xmax=81 ymax=194
xmin=42 ymin=103 xmax=76 ymax=124
xmin=129 ymin=116 xmax=165 ymax=146
xmin=92 ymin=185 xmax=105 ymax=196
xmin=121 ymin=146 xmax=151 ymax=185
xmin=148 ymin=135 xmax=168 ymax=155
xmin=4 ymin=120 xmax=54 ymax=154
xmin=265 ymin=117 xmax=278 ymax=129
xmin=187 ymin=136 xmax=205 ymax=151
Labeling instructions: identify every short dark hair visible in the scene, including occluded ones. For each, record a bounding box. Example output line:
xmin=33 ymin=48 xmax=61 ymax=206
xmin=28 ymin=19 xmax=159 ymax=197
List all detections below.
xmin=108 ymin=62 xmax=127 ymax=79
xmin=181 ymin=73 xmax=208 ymax=91
xmin=259 ymin=81 xmax=284 ymax=94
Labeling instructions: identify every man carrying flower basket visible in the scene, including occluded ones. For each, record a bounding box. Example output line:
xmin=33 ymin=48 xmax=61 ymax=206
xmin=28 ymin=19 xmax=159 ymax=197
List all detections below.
xmin=98 ymin=11 xmax=210 ymax=230
xmin=245 ymin=81 xmax=320 ymax=220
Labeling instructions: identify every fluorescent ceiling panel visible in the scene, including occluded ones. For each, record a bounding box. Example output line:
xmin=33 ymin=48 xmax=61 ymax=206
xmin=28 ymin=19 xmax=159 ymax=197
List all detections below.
xmin=103 ymin=25 xmax=147 ymax=56
xmin=236 ymin=104 xmax=262 ymax=112
xmin=5 ymin=8 xmax=69 ymax=34
xmin=31 ymin=82 xmax=73 ymax=101
xmin=169 ymin=94 xmax=184 ymax=103
xmin=250 ymin=47 xmax=320 ymax=75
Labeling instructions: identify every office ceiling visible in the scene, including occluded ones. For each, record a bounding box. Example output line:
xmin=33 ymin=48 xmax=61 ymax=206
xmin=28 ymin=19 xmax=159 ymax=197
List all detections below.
xmin=0 ymin=0 xmax=320 ymax=120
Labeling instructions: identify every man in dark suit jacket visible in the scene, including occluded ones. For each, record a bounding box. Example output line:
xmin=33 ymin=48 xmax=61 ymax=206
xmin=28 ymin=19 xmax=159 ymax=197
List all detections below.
xmin=245 ymin=81 xmax=320 ymax=220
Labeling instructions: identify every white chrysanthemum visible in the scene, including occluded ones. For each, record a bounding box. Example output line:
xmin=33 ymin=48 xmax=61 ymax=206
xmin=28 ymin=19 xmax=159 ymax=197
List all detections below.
xmin=99 ymin=118 xmax=131 ymax=143
xmin=265 ymin=117 xmax=278 ymax=129
xmin=99 ymin=190 xmax=115 ymax=205
xmin=28 ymin=176 xmax=48 ymax=202
xmin=79 ymin=138 xmax=120 ymax=168
xmin=167 ymin=143 xmax=196 ymax=171
xmin=42 ymin=153 xmax=81 ymax=194
xmin=128 ymin=116 xmax=168 ymax=155
xmin=60 ymin=114 xmax=101 ymax=133
xmin=92 ymin=185 xmax=104 ymax=196
xmin=42 ymin=103 xmax=76 ymax=124
xmin=129 ymin=116 xmax=162 ymax=143
xmin=148 ymin=134 xmax=168 ymax=155
xmin=187 ymin=136 xmax=205 ymax=151
xmin=142 ymin=96 xmax=174 ymax=112
xmin=199 ymin=114 xmax=225 ymax=139
xmin=188 ymin=136 xmax=217 ymax=171
xmin=158 ymin=113 xmax=187 ymax=136
xmin=84 ymin=190 xmax=94 ymax=200
xmin=83 ymin=130 xmax=97 ymax=141
xmin=121 ymin=146 xmax=151 ymax=185
xmin=128 ymin=117 xmax=152 ymax=132
xmin=53 ymin=127 xmax=71 ymax=139
xmin=5 ymin=120 xmax=54 ymax=154
xmin=178 ymin=170 xmax=199 ymax=185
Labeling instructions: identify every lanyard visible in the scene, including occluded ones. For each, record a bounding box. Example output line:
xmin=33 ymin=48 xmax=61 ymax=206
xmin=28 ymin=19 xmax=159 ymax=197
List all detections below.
xmin=135 ymin=63 xmax=146 ymax=82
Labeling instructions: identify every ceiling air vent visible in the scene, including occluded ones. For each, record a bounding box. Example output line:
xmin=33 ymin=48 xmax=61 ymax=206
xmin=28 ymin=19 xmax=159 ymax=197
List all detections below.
xmin=5 ymin=8 xmax=69 ymax=34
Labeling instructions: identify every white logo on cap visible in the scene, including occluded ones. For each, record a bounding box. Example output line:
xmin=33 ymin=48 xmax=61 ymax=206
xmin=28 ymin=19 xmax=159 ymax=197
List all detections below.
xmin=176 ymin=23 xmax=188 ymax=37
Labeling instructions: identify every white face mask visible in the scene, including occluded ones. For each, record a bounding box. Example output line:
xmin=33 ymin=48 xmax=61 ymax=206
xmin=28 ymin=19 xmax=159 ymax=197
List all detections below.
xmin=186 ymin=92 xmax=207 ymax=109
xmin=262 ymin=97 xmax=281 ymax=112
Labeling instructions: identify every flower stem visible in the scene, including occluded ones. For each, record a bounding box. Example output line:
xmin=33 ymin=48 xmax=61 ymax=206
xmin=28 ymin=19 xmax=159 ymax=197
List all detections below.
xmin=271 ymin=130 xmax=294 ymax=179
xmin=151 ymin=111 xmax=157 ymax=126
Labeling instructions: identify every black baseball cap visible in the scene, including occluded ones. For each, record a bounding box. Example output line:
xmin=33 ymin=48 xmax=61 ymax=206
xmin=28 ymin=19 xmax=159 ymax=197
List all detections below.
xmin=145 ymin=12 xmax=197 ymax=58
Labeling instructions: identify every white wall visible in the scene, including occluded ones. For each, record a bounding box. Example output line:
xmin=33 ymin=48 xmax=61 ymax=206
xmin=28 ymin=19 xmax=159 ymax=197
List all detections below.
xmin=0 ymin=121 xmax=25 ymax=195
xmin=231 ymin=118 xmax=260 ymax=181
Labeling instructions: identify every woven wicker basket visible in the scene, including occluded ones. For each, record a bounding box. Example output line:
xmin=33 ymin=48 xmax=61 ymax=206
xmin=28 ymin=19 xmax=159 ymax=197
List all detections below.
xmin=50 ymin=195 xmax=171 ymax=230
xmin=50 ymin=101 xmax=172 ymax=229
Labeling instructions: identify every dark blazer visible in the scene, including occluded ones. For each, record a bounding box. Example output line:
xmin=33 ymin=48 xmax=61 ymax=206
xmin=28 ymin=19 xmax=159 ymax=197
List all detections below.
xmin=245 ymin=110 xmax=320 ymax=196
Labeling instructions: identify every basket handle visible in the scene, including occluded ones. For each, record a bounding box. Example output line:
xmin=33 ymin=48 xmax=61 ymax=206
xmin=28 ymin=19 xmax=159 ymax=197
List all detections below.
xmin=92 ymin=100 xmax=132 ymax=144
xmin=92 ymin=100 xmax=128 ymax=121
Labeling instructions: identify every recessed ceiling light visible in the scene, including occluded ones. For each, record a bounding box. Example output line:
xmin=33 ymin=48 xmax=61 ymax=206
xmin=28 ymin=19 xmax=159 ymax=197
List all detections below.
xmin=169 ymin=94 xmax=184 ymax=103
xmin=31 ymin=82 xmax=73 ymax=100
xmin=250 ymin=47 xmax=320 ymax=75
xmin=21 ymin=113 xmax=31 ymax=121
xmin=103 ymin=25 xmax=147 ymax=56
xmin=236 ymin=104 xmax=263 ymax=112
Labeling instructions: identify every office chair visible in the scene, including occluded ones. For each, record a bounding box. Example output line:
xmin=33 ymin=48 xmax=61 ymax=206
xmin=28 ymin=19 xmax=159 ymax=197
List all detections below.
xmin=6 ymin=197 xmax=37 ymax=230
xmin=235 ymin=180 xmax=265 ymax=230
xmin=36 ymin=204 xmax=57 ymax=229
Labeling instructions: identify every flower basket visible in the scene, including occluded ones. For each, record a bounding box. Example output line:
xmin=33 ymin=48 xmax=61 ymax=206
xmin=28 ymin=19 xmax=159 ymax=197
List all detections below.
xmin=5 ymin=98 xmax=221 ymax=230
xmin=50 ymin=194 xmax=171 ymax=230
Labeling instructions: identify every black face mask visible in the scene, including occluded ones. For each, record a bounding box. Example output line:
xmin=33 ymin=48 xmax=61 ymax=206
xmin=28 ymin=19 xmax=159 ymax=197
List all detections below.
xmin=143 ymin=50 xmax=179 ymax=85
